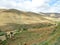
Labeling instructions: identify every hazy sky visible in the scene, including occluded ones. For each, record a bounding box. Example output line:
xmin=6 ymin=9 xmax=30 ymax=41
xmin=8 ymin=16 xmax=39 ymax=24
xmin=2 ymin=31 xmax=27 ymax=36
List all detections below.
xmin=0 ymin=0 xmax=60 ymax=13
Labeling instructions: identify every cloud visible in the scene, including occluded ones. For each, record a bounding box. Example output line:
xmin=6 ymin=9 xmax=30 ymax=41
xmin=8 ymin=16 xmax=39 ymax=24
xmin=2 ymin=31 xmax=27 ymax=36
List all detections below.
xmin=43 ymin=0 xmax=60 ymax=13
xmin=32 ymin=0 xmax=60 ymax=13
xmin=0 ymin=0 xmax=60 ymax=13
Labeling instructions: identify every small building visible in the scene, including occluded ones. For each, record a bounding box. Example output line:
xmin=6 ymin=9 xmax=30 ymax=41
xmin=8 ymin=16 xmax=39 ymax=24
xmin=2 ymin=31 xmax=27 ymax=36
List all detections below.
xmin=0 ymin=31 xmax=6 ymax=41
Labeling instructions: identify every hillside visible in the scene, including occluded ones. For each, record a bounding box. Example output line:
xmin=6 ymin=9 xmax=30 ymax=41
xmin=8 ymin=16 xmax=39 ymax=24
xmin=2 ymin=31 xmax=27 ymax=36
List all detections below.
xmin=40 ymin=13 xmax=60 ymax=22
xmin=0 ymin=9 xmax=60 ymax=45
xmin=40 ymin=13 xmax=60 ymax=18
xmin=0 ymin=9 xmax=55 ymax=32
xmin=0 ymin=9 xmax=52 ymax=25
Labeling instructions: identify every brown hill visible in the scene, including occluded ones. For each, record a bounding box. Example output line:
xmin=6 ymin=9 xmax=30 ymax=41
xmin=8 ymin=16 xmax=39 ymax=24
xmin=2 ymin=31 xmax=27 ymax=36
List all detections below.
xmin=0 ymin=9 xmax=55 ymax=31
xmin=0 ymin=9 xmax=52 ymax=25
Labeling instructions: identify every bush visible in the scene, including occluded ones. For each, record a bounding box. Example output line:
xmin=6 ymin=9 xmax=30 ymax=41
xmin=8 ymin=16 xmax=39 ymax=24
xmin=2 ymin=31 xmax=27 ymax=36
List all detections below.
xmin=1 ymin=40 xmax=7 ymax=45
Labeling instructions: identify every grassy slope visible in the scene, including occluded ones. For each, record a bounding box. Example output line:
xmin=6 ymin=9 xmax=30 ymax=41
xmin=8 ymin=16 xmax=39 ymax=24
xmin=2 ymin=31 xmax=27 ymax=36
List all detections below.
xmin=0 ymin=9 xmax=54 ymax=32
xmin=32 ymin=23 xmax=60 ymax=45
xmin=5 ymin=23 xmax=60 ymax=45
xmin=40 ymin=23 xmax=60 ymax=45
xmin=0 ymin=9 xmax=60 ymax=45
xmin=6 ymin=24 xmax=56 ymax=45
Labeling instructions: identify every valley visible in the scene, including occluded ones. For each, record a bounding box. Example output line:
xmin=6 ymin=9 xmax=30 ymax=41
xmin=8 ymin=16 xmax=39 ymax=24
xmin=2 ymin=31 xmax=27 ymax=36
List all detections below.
xmin=0 ymin=9 xmax=60 ymax=45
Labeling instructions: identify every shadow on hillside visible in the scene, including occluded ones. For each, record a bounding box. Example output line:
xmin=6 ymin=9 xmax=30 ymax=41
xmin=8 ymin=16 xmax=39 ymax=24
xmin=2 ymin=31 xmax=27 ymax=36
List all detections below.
xmin=0 ymin=23 xmax=53 ymax=32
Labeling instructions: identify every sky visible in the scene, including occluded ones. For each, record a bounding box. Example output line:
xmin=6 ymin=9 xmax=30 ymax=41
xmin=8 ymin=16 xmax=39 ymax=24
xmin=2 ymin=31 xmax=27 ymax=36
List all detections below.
xmin=0 ymin=0 xmax=60 ymax=13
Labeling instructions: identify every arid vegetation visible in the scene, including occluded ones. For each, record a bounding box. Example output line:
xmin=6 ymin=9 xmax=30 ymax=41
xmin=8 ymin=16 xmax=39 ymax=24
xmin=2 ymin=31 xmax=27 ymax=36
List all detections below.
xmin=2 ymin=22 xmax=58 ymax=45
xmin=0 ymin=9 xmax=60 ymax=45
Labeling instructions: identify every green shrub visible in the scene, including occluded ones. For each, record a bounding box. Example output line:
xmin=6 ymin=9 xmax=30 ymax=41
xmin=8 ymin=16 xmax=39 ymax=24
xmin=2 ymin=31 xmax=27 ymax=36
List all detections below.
xmin=1 ymin=40 xmax=7 ymax=45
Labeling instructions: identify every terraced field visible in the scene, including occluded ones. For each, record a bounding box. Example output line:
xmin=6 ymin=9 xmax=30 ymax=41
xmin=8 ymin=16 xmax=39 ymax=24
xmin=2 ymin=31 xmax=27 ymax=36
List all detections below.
xmin=4 ymin=22 xmax=60 ymax=45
